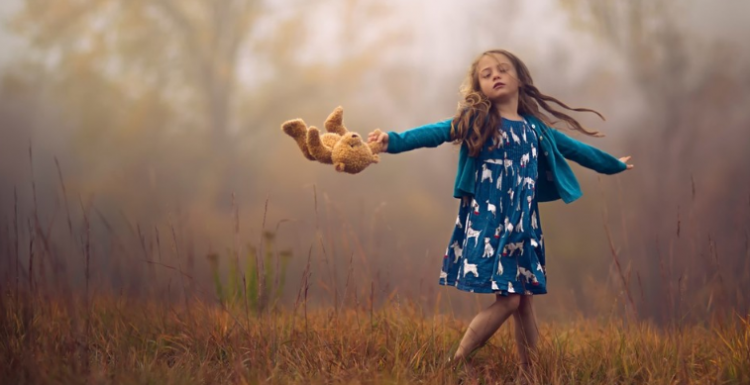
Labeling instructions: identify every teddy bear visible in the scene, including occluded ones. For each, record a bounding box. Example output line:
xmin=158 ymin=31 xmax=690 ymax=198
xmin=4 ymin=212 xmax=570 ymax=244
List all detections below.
xmin=281 ymin=106 xmax=385 ymax=174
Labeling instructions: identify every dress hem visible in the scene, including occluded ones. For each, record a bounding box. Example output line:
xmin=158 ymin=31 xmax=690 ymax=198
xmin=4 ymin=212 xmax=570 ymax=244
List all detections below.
xmin=438 ymin=279 xmax=547 ymax=295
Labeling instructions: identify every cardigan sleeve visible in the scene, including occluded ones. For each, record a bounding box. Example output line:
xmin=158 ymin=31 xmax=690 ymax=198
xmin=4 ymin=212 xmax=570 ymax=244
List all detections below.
xmin=551 ymin=129 xmax=627 ymax=175
xmin=386 ymin=119 xmax=453 ymax=154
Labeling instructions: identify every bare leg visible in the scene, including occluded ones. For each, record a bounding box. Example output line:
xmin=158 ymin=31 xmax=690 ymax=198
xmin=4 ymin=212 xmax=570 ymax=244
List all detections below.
xmin=513 ymin=295 xmax=539 ymax=377
xmin=454 ymin=294 xmax=521 ymax=361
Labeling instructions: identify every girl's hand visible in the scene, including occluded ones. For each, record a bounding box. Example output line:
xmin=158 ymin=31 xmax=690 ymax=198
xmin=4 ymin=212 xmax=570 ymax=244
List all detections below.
xmin=619 ymin=155 xmax=634 ymax=170
xmin=368 ymin=130 xmax=389 ymax=151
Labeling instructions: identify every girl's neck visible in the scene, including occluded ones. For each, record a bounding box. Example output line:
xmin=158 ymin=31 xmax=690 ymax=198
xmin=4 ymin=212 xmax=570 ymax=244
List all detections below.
xmin=494 ymin=96 xmax=522 ymax=121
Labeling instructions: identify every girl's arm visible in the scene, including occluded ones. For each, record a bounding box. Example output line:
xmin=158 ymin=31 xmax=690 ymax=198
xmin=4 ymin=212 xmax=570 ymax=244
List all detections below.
xmin=384 ymin=119 xmax=453 ymax=154
xmin=551 ymin=129 xmax=627 ymax=175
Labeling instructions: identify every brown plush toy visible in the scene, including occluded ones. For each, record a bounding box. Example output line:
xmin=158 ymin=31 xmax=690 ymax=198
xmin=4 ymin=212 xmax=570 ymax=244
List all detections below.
xmin=281 ymin=106 xmax=385 ymax=174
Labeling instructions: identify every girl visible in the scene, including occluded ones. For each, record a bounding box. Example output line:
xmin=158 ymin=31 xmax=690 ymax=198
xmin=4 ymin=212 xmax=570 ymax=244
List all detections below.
xmin=367 ymin=49 xmax=634 ymax=374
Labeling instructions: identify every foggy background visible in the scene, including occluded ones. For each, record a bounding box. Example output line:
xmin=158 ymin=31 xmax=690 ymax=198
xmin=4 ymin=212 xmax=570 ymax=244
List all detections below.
xmin=1 ymin=0 xmax=748 ymax=323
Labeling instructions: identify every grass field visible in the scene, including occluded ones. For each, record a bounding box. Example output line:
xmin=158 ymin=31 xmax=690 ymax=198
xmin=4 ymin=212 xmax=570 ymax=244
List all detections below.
xmin=2 ymin=290 xmax=748 ymax=385
xmin=2 ymin=172 xmax=748 ymax=384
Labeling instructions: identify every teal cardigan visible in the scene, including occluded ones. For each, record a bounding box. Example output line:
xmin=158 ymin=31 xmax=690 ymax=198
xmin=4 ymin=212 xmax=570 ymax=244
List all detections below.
xmin=385 ymin=115 xmax=627 ymax=203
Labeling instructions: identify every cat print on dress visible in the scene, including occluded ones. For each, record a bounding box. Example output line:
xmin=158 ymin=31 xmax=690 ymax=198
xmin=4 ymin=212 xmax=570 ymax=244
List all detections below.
xmin=481 ymin=163 xmax=493 ymax=183
xmin=510 ymin=127 xmax=521 ymax=144
xmin=463 ymin=258 xmax=479 ymax=278
xmin=502 ymin=241 xmax=525 ymax=256
xmin=466 ymin=225 xmax=482 ymax=246
xmin=503 ymin=153 xmax=513 ymax=175
xmin=517 ymin=266 xmax=540 ymax=286
xmin=451 ymin=241 xmax=463 ymax=263
xmin=482 ymin=237 xmax=495 ymax=258
xmin=516 ymin=212 xmax=525 ymax=233
xmin=520 ymin=153 xmax=530 ymax=168
xmin=438 ymin=118 xmax=546 ymax=296
xmin=486 ymin=200 xmax=497 ymax=217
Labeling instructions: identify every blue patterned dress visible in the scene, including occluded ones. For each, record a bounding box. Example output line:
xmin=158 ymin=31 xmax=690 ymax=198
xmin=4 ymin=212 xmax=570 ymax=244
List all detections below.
xmin=438 ymin=117 xmax=547 ymax=295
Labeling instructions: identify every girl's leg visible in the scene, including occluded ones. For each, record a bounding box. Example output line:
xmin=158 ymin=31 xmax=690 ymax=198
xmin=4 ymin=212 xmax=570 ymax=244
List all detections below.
xmin=454 ymin=293 xmax=521 ymax=360
xmin=513 ymin=295 xmax=539 ymax=373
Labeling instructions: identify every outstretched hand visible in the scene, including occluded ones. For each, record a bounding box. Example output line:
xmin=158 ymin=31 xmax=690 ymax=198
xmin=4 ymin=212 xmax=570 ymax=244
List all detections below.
xmin=367 ymin=130 xmax=389 ymax=151
xmin=619 ymin=155 xmax=634 ymax=170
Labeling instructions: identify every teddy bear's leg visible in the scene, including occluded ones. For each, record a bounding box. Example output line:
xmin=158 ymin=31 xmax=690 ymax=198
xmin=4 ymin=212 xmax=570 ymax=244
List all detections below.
xmin=324 ymin=106 xmax=348 ymax=136
xmin=306 ymin=127 xmax=334 ymax=164
xmin=281 ymin=119 xmax=315 ymax=160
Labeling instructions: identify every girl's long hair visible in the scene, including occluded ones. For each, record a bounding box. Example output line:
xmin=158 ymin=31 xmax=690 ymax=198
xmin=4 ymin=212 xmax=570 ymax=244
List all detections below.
xmin=450 ymin=49 xmax=605 ymax=157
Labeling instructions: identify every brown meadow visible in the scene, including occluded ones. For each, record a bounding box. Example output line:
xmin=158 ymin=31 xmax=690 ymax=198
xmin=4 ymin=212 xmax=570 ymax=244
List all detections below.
xmin=1 ymin=177 xmax=748 ymax=385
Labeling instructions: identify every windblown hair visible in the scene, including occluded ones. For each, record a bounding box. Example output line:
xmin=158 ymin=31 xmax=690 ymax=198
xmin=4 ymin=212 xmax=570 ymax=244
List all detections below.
xmin=450 ymin=49 xmax=605 ymax=157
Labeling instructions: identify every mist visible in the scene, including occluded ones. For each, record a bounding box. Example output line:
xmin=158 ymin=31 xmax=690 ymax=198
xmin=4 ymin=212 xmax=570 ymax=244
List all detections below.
xmin=1 ymin=0 xmax=749 ymax=322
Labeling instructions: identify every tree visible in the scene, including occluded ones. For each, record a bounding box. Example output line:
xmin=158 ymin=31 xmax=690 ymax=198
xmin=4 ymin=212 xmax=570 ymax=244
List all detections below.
xmin=559 ymin=0 xmax=750 ymax=321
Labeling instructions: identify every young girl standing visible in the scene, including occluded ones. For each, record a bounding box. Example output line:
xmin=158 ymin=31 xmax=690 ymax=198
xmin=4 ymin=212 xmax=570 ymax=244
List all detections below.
xmin=367 ymin=49 xmax=634 ymax=373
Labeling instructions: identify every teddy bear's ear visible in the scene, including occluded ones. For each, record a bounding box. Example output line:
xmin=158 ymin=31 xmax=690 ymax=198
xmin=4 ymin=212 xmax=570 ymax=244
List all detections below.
xmin=372 ymin=154 xmax=380 ymax=163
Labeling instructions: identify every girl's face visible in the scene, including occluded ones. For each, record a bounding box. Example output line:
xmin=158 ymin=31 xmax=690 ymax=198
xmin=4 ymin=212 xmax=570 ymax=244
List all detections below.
xmin=476 ymin=53 xmax=521 ymax=103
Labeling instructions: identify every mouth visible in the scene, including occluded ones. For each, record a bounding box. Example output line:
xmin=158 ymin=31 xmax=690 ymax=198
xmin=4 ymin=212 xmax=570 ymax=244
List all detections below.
xmin=493 ymin=82 xmax=505 ymax=90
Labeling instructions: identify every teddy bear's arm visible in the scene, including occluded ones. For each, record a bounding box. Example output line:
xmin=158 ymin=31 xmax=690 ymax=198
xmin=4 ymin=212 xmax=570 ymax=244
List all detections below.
xmin=306 ymin=127 xmax=334 ymax=164
xmin=367 ymin=130 xmax=386 ymax=154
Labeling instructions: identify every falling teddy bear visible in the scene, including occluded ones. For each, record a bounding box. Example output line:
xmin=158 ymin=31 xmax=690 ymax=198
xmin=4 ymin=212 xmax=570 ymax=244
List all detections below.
xmin=281 ymin=106 xmax=385 ymax=174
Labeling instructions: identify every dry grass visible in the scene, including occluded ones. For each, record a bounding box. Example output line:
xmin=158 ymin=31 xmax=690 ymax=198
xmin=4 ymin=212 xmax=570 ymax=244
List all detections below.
xmin=1 ymin=291 xmax=748 ymax=385
xmin=2 ymin=156 xmax=748 ymax=384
